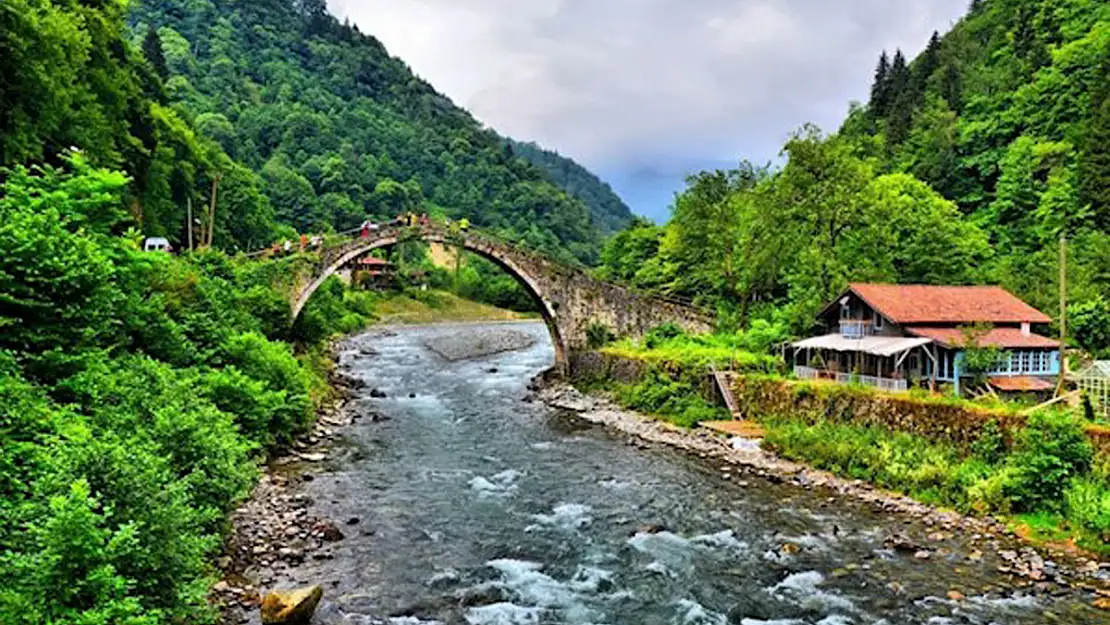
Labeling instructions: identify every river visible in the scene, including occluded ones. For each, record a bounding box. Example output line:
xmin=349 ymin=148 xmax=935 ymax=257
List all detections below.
xmin=258 ymin=321 xmax=1107 ymax=625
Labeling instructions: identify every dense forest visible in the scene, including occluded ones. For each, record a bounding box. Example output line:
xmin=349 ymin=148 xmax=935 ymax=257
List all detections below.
xmin=3 ymin=0 xmax=617 ymax=265
xmin=599 ymin=0 xmax=1110 ymax=356
xmin=509 ymin=140 xmax=635 ymax=234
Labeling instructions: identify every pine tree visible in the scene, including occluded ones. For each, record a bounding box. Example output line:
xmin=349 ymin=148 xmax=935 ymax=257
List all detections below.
xmin=1079 ymin=55 xmax=1110 ymax=228
xmin=939 ymin=62 xmax=963 ymax=114
xmin=912 ymin=32 xmax=942 ymax=99
xmin=869 ymin=51 xmax=891 ymax=118
xmin=142 ymin=25 xmax=168 ymax=80
xmin=884 ymin=50 xmax=914 ymax=147
xmin=889 ymin=50 xmax=910 ymax=95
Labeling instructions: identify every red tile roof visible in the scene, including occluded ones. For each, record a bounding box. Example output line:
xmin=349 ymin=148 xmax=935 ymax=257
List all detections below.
xmin=845 ymin=283 xmax=1052 ymax=324
xmin=907 ymin=327 xmax=1060 ymax=349
xmin=989 ymin=376 xmax=1055 ymax=392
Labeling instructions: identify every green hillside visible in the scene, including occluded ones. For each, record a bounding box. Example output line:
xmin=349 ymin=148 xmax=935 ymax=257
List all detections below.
xmin=128 ymin=0 xmax=610 ymax=262
xmin=509 ymin=139 xmax=635 ymax=234
xmin=600 ymin=0 xmax=1110 ymax=356
xmin=3 ymin=0 xmax=614 ymax=264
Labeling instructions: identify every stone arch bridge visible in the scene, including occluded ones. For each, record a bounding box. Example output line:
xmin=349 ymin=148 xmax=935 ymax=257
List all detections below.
xmin=290 ymin=225 xmax=713 ymax=371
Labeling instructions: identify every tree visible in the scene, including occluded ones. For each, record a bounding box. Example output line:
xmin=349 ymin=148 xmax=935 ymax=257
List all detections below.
xmin=660 ymin=161 xmax=775 ymax=324
xmin=1079 ymin=54 xmax=1110 ymax=229
xmin=885 ymin=51 xmax=914 ymax=147
xmin=900 ymin=96 xmax=960 ymax=198
xmin=912 ymin=32 xmax=943 ymax=99
xmin=869 ymin=51 xmax=892 ymax=118
xmin=938 ymin=62 xmax=963 ymax=113
xmin=142 ymin=25 xmax=168 ymax=80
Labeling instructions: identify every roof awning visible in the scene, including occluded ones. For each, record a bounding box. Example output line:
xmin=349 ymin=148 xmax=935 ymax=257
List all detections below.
xmin=791 ymin=334 xmax=934 ymax=357
xmin=989 ymin=376 xmax=1055 ymax=392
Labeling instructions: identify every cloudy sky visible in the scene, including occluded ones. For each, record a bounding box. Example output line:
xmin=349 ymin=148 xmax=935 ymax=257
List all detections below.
xmin=328 ymin=0 xmax=969 ymax=222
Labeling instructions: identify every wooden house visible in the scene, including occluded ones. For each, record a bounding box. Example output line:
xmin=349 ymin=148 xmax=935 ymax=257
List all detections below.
xmin=791 ymin=283 xmax=1060 ymax=395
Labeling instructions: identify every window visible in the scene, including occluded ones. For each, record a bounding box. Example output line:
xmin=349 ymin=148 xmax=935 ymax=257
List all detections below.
xmin=840 ymin=304 xmax=851 ymax=320
xmin=873 ymin=312 xmax=884 ymax=330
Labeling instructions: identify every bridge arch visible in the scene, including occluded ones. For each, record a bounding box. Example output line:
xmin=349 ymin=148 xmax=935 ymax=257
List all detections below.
xmin=292 ymin=229 xmax=569 ymax=368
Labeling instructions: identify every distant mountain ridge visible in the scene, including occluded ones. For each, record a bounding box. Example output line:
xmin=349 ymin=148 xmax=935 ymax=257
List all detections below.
xmin=509 ymin=140 xmax=635 ymax=233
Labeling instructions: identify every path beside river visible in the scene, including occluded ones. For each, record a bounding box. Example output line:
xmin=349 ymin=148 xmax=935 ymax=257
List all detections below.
xmin=218 ymin=322 xmax=1110 ymax=625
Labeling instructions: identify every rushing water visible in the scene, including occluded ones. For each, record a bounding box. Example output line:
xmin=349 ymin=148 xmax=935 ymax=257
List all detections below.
xmin=267 ymin=322 xmax=1107 ymax=625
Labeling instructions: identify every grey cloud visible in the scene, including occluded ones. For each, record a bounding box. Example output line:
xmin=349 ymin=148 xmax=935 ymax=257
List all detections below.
xmin=329 ymin=0 xmax=968 ymax=220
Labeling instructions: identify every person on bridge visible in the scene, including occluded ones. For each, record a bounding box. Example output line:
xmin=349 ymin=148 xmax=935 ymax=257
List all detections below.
xmin=360 ymin=221 xmax=371 ymax=239
xmin=419 ymin=213 xmax=429 ymax=227
xmin=458 ymin=217 xmax=470 ymax=232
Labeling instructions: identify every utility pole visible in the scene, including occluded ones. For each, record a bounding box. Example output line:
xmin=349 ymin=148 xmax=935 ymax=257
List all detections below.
xmin=1058 ymin=234 xmax=1068 ymax=396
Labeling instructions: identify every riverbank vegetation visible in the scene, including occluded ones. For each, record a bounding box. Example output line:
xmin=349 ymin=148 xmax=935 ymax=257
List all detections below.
xmin=0 ymin=156 xmax=378 ymax=623
xmin=763 ymin=414 xmax=1110 ymax=554
xmin=576 ymin=326 xmax=1110 ymax=554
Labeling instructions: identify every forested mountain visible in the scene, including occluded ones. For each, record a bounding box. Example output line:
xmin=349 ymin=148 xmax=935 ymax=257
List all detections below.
xmin=3 ymin=0 xmax=614 ymax=264
xmin=132 ymin=0 xmax=613 ymax=262
xmin=599 ymin=0 xmax=1110 ymax=355
xmin=509 ymin=140 xmax=635 ymax=234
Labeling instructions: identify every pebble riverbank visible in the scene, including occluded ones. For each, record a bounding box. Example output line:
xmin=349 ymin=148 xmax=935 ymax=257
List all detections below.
xmin=534 ymin=383 xmax=1110 ymax=605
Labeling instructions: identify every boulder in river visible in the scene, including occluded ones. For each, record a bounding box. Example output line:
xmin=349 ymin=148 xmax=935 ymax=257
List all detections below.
xmin=260 ymin=585 xmax=323 ymax=625
xmin=313 ymin=520 xmax=345 ymax=542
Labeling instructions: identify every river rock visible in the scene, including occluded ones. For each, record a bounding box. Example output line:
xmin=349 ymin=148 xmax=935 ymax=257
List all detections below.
xmin=423 ymin=328 xmax=534 ymax=361
xmin=313 ymin=520 xmax=345 ymax=542
xmin=260 ymin=585 xmax=323 ymax=625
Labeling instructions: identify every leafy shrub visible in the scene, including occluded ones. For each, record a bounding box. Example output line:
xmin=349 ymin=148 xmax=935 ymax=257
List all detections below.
xmin=644 ymin=323 xmax=684 ymax=348
xmin=201 ymin=368 xmax=290 ymax=448
xmin=585 ymin=322 xmax=616 ymax=349
xmin=221 ymin=332 xmax=315 ymax=436
xmin=614 ymin=367 xmax=722 ymax=428
xmin=972 ymin=419 xmax=1007 ymax=465
xmin=1064 ymin=476 xmax=1110 ymax=541
xmin=1005 ymin=410 xmax=1093 ymax=512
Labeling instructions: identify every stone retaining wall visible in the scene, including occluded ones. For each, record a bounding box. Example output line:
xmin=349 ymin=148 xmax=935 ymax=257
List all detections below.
xmin=568 ymin=350 xmax=1109 ymax=459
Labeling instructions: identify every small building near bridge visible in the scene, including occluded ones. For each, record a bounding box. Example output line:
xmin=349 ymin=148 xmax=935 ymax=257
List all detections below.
xmin=790 ymin=283 xmax=1060 ymax=396
xmin=352 ymin=256 xmax=396 ymax=290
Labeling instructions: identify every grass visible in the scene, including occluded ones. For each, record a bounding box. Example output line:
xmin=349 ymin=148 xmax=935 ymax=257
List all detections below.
xmin=761 ymin=416 xmax=1110 ymax=555
xmin=600 ymin=326 xmax=784 ymax=372
xmin=374 ymin=289 xmax=539 ymax=324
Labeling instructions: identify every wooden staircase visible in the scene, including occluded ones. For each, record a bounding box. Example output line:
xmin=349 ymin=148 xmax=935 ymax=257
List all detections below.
xmin=703 ymin=371 xmax=765 ymax=439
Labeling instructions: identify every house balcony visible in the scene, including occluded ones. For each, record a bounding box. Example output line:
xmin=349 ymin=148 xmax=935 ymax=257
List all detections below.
xmin=794 ymin=365 xmax=908 ymax=392
xmin=839 ymin=320 xmax=875 ymax=339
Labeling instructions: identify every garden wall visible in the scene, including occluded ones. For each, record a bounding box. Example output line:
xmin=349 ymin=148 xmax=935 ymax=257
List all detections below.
xmin=732 ymin=375 xmax=1110 ymax=459
xmin=567 ymin=350 xmax=1110 ymax=459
